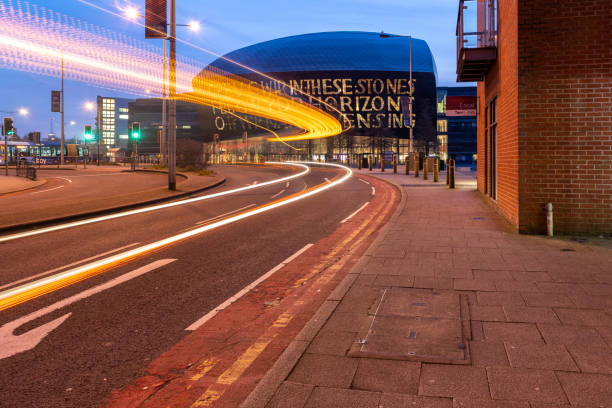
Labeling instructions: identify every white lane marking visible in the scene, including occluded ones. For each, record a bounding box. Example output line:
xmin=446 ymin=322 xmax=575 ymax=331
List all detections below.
xmin=57 ymin=177 xmax=72 ymax=183
xmin=371 ymin=186 xmax=376 ymax=195
xmin=253 ymin=181 xmax=258 ymax=185
xmin=186 ymin=244 xmax=314 ymax=331
xmin=270 ymin=189 xmax=285 ymax=199
xmin=0 ymin=162 xmax=309 ymax=243
xmin=285 ymin=182 xmax=290 ymax=188
xmin=0 ymin=162 xmax=351 ymax=306
xmin=0 ymin=259 xmax=176 ymax=360
xmin=324 ymin=177 xmax=330 ymax=183
xmin=0 ymin=242 xmax=141 ymax=291
xmin=195 ymin=204 xmax=256 ymax=225
xmin=359 ymin=179 xmax=370 ymax=185
xmin=340 ymin=202 xmax=370 ymax=224
xmin=31 ymin=186 xmax=64 ymax=194
xmin=67 ymin=173 xmax=129 ymax=177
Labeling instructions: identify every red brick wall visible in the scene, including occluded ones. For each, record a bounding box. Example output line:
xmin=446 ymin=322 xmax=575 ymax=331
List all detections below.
xmin=517 ymin=0 xmax=612 ymax=234
xmin=478 ymin=0 xmax=519 ymax=229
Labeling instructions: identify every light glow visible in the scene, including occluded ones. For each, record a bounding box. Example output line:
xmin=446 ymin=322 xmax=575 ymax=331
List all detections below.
xmin=84 ymin=102 xmax=95 ymax=111
xmin=18 ymin=108 xmax=29 ymax=116
xmin=188 ymin=21 xmax=200 ymax=32
xmin=124 ymin=6 xmax=139 ymax=20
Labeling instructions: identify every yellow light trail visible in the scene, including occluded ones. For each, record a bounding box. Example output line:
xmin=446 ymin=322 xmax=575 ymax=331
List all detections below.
xmin=0 ymin=162 xmax=353 ymax=312
xmin=0 ymin=1 xmax=345 ymax=142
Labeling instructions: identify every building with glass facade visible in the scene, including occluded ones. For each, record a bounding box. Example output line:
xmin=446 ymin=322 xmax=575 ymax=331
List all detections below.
xmin=96 ymin=96 xmax=134 ymax=149
xmin=436 ymin=86 xmax=477 ymax=168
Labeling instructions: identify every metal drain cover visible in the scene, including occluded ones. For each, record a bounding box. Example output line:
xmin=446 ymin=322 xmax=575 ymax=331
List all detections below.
xmin=348 ymin=288 xmax=471 ymax=364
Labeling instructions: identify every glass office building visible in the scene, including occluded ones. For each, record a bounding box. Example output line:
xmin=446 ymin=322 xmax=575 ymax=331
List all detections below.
xmin=437 ymin=86 xmax=477 ymax=167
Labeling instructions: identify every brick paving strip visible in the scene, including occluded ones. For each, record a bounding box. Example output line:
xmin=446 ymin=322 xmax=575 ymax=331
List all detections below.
xmin=103 ymin=174 xmax=400 ymax=407
xmin=241 ymin=169 xmax=612 ymax=408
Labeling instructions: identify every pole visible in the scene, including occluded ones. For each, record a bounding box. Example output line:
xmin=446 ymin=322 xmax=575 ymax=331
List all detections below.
xmin=4 ymin=131 xmax=7 ymax=176
xmin=409 ymin=36 xmax=413 ymax=155
xmin=161 ymin=38 xmax=167 ymax=165
xmin=97 ymin=97 xmax=101 ymax=166
xmin=60 ymin=54 xmax=65 ymax=166
xmin=168 ymin=0 xmax=177 ymax=190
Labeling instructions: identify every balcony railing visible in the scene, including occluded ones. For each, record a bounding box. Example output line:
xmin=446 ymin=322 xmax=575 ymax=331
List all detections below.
xmin=456 ymin=0 xmax=497 ymax=82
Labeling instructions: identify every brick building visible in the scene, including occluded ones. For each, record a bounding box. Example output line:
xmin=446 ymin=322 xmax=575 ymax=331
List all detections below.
xmin=457 ymin=0 xmax=611 ymax=234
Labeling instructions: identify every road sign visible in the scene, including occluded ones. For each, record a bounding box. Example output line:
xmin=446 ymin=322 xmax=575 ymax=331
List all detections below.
xmin=51 ymin=90 xmax=61 ymax=112
xmin=145 ymin=0 xmax=167 ymax=39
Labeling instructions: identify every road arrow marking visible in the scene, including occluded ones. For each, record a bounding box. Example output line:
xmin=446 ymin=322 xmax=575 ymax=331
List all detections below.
xmin=0 ymin=258 xmax=176 ymax=360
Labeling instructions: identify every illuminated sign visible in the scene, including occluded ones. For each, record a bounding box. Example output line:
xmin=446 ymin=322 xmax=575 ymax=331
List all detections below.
xmin=446 ymin=96 xmax=476 ymax=116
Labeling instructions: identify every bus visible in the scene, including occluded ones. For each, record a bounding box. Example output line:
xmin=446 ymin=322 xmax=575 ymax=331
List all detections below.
xmin=0 ymin=141 xmax=90 ymax=165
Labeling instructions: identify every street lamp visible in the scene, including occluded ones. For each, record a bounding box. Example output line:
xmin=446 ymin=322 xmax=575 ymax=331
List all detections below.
xmin=18 ymin=108 xmax=29 ymax=117
xmin=379 ymin=31 xmax=414 ymax=158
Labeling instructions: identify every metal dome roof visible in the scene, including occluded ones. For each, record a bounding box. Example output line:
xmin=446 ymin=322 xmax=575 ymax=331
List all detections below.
xmin=209 ymin=31 xmax=437 ymax=76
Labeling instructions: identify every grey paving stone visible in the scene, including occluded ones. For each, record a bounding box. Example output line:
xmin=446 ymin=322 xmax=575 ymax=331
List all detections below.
xmin=453 ymin=399 xmax=529 ymax=407
xmin=352 ymin=359 xmax=420 ymax=394
xmin=556 ymin=372 xmax=612 ymax=407
xmin=482 ymin=322 xmax=544 ymax=344
xmin=419 ymin=364 xmax=490 ymax=399
xmin=379 ymin=393 xmax=452 ymax=408
xmin=486 ymin=367 xmax=567 ymax=404
xmin=476 ymin=291 xmax=525 ymax=306
xmin=503 ymin=343 xmax=578 ymax=371
xmin=288 ymin=353 xmax=358 ymax=388
xmin=502 ymin=306 xmax=560 ymax=324
xmin=469 ymin=341 xmax=509 ymax=367
xmin=306 ymin=330 xmax=357 ymax=356
xmin=266 ymin=381 xmax=313 ymax=408
xmin=303 ymin=387 xmax=380 ymax=408
xmin=521 ymin=293 xmax=574 ymax=308
xmin=553 ymin=308 xmax=612 ymax=326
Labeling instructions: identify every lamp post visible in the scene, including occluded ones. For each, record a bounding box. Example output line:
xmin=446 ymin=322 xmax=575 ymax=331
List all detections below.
xmin=123 ymin=4 xmax=199 ymax=189
xmin=379 ymin=31 xmax=414 ymax=162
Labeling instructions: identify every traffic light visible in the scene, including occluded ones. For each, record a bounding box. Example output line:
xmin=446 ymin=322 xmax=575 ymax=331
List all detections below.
xmin=3 ymin=117 xmax=14 ymax=136
xmin=84 ymin=125 xmax=94 ymax=141
xmin=130 ymin=122 xmax=141 ymax=141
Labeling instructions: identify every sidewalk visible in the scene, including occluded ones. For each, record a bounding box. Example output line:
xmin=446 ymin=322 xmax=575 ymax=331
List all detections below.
xmin=0 ymin=168 xmax=225 ymax=231
xmin=247 ymin=168 xmax=612 ymax=408
xmin=0 ymin=175 xmax=47 ymax=194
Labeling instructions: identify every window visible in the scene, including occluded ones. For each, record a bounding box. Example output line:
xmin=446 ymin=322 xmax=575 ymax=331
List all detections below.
xmin=119 ymin=108 xmax=129 ymax=113
xmin=437 ymin=119 xmax=447 ymax=133
xmin=485 ymin=98 xmax=497 ymax=199
xmin=119 ymin=114 xmax=129 ymax=120
xmin=437 ymin=89 xmax=447 ymax=114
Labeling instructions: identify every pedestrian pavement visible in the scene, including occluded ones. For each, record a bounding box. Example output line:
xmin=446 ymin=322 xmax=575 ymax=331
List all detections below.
xmin=246 ymin=167 xmax=612 ymax=408
xmin=0 ymin=175 xmax=47 ymax=194
xmin=0 ymin=167 xmax=225 ymax=231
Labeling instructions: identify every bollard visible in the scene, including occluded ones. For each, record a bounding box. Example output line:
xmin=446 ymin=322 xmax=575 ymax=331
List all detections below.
xmin=449 ymin=159 xmax=455 ymax=189
xmin=393 ymin=155 xmax=397 ymax=173
xmin=405 ymin=155 xmax=410 ymax=175
xmin=446 ymin=159 xmax=450 ymax=185
xmin=381 ymin=154 xmax=385 ymax=172
xmin=423 ymin=158 xmax=428 ymax=180
xmin=546 ymin=203 xmax=554 ymax=237
xmin=358 ymin=154 xmax=362 ymax=170
xmin=414 ymin=153 xmax=419 ymax=177
xmin=368 ymin=156 xmax=372 ymax=171
xmin=434 ymin=158 xmax=439 ymax=182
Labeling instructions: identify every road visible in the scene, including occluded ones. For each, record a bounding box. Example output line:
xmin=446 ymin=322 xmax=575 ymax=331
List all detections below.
xmin=0 ymin=163 xmax=372 ymax=408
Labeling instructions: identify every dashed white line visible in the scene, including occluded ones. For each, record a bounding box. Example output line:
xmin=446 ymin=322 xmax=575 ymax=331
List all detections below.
xmin=340 ymin=202 xmax=370 ymax=224
xmin=371 ymin=186 xmax=376 ymax=195
xmin=285 ymin=182 xmax=290 ymax=188
xmin=195 ymin=204 xmax=256 ymax=225
xmin=185 ymin=244 xmax=314 ymax=331
xmin=57 ymin=177 xmax=72 ymax=183
xmin=31 ymin=186 xmax=64 ymax=194
xmin=270 ymin=189 xmax=285 ymax=199
xmin=359 ymin=179 xmax=370 ymax=185
xmin=0 ymin=242 xmax=141 ymax=291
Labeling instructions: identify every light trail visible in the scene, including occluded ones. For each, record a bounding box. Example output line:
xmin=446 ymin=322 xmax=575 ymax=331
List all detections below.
xmin=0 ymin=163 xmax=309 ymax=243
xmin=0 ymin=162 xmax=352 ymax=312
xmin=0 ymin=1 xmax=344 ymax=142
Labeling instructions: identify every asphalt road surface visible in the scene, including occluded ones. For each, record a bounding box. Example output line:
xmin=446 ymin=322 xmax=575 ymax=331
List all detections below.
xmin=0 ymin=163 xmax=372 ymax=408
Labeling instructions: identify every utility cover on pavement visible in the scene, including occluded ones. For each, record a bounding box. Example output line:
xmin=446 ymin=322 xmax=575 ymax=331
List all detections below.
xmin=348 ymin=288 xmax=471 ymax=364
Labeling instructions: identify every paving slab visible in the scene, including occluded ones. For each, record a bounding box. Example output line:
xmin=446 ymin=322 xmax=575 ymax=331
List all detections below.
xmin=487 ymin=367 xmax=567 ymax=404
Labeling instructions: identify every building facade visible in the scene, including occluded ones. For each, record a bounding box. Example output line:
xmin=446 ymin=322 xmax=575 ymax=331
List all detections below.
xmin=197 ymin=32 xmax=438 ymax=162
xmin=457 ymin=0 xmax=611 ymax=234
xmin=127 ymin=98 xmax=202 ymax=155
xmin=437 ymin=86 xmax=477 ymax=167
xmin=96 ymin=96 xmax=133 ymax=149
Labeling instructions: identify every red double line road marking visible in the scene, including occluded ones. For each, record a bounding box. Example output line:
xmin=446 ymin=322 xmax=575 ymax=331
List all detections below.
xmin=105 ymin=175 xmax=400 ymax=408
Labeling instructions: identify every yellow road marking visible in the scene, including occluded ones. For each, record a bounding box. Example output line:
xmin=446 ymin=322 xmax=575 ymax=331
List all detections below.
xmin=190 ymin=358 xmax=219 ymax=382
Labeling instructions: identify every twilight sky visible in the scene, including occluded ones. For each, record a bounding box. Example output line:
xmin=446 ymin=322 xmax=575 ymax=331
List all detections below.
xmin=1 ymin=0 xmax=464 ymax=139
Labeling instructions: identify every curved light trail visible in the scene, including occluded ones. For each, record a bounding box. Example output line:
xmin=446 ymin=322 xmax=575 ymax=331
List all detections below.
xmin=0 ymin=1 xmax=344 ymax=141
xmin=0 ymin=163 xmax=309 ymax=243
xmin=0 ymin=162 xmax=353 ymax=312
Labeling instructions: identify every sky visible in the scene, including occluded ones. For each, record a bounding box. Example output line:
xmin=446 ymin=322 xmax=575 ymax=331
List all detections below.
xmin=1 ymin=0 xmax=463 ymax=139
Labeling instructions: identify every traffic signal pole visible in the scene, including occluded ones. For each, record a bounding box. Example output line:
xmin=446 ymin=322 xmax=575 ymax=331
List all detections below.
xmin=168 ymin=0 xmax=177 ymax=190
xmin=60 ymin=54 xmax=65 ymax=166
